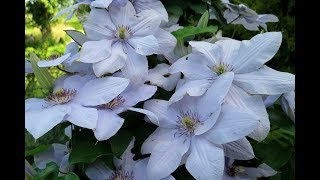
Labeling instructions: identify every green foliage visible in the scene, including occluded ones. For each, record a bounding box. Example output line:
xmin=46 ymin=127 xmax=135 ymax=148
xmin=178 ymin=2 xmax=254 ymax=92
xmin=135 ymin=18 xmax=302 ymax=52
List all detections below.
xmin=109 ymin=129 xmax=133 ymax=158
xmin=197 ymin=11 xmax=209 ymax=28
xmin=33 ymin=162 xmax=80 ymax=180
xmin=172 ymin=26 xmax=218 ymax=41
xmin=29 ymin=53 xmax=54 ymax=90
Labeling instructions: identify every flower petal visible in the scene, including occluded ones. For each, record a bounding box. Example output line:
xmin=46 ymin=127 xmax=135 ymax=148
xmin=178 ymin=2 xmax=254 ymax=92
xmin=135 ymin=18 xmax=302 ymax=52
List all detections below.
xmin=133 ymin=0 xmax=168 ymax=22
xmin=37 ymin=53 xmax=71 ymax=67
xmin=120 ymin=84 xmax=157 ymax=107
xmin=94 ymin=110 xmax=124 ymax=141
xmin=234 ymin=65 xmax=295 ymax=95
xmin=186 ymin=137 xmax=224 ymax=180
xmin=147 ymin=136 xmax=190 ymax=180
xmin=125 ymin=107 xmax=158 ymax=121
xmin=215 ymin=39 xmax=241 ymax=65
xmin=222 ymin=138 xmax=255 ymax=160
xmin=143 ymin=99 xmax=179 ymax=127
xmin=92 ymin=42 xmax=126 ymax=76
xmin=204 ymin=104 xmax=259 ymax=144
xmin=85 ymin=161 xmax=113 ymax=180
xmin=80 ymin=39 xmax=112 ymax=63
xmin=113 ymin=137 xmax=135 ymax=172
xmin=281 ymin=90 xmax=295 ymax=122
xmin=63 ymin=74 xmax=95 ymax=91
xmin=154 ymin=28 xmax=177 ymax=54
xmin=232 ymin=32 xmax=282 ymax=73
xmin=194 ymin=106 xmax=221 ymax=135
xmin=25 ymin=104 xmax=70 ymax=139
xmin=257 ymin=14 xmax=279 ymax=22
xmin=263 ymin=94 xmax=281 ymax=108
xmin=133 ymin=158 xmax=148 ymax=180
xmin=91 ymin=0 xmax=113 ymax=8
xmin=78 ymin=76 xmax=129 ymax=106
xmin=128 ymin=35 xmax=159 ymax=55
xmin=141 ymin=127 xmax=176 ymax=155
xmin=189 ymin=41 xmax=221 ymax=66
xmin=66 ymin=103 xmax=98 ymax=129
xmin=109 ymin=1 xmax=136 ymax=26
xmin=130 ymin=9 xmax=162 ymax=36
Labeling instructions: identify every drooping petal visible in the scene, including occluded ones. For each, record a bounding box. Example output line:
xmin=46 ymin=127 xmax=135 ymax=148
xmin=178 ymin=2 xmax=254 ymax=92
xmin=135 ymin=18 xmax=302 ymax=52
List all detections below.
xmin=128 ymin=35 xmax=159 ymax=55
xmin=154 ymin=28 xmax=177 ymax=54
xmin=143 ymin=99 xmax=179 ymax=127
xmin=92 ymin=42 xmax=126 ymax=76
xmin=147 ymin=136 xmax=190 ymax=180
xmin=234 ymin=65 xmax=295 ymax=95
xmin=169 ymin=56 xmax=215 ymax=80
xmin=80 ymin=39 xmax=112 ymax=63
xmin=263 ymin=94 xmax=281 ymax=108
xmin=281 ymin=90 xmax=295 ymax=122
xmin=25 ymin=103 xmax=70 ymax=139
xmin=94 ymin=110 xmax=124 ymax=141
xmin=66 ymin=103 xmax=98 ymax=129
xmin=141 ymin=127 xmax=176 ymax=155
xmin=37 ymin=53 xmax=71 ymax=67
xmin=189 ymin=41 xmax=222 ymax=66
xmin=186 ymin=137 xmax=224 ymax=180
xmin=204 ymin=104 xmax=259 ymax=144
xmin=257 ymin=14 xmax=279 ymax=23
xmin=146 ymin=63 xmax=181 ymax=91
xmin=222 ymin=138 xmax=255 ymax=160
xmin=133 ymin=0 xmax=168 ymax=22
xmin=197 ymin=72 xmax=234 ymax=117
xmin=121 ymin=46 xmax=148 ymax=83
xmin=85 ymin=161 xmax=113 ymax=180
xmin=169 ymin=79 xmax=213 ymax=104
xmin=77 ymin=76 xmax=129 ymax=106
xmin=231 ymin=32 xmax=282 ymax=73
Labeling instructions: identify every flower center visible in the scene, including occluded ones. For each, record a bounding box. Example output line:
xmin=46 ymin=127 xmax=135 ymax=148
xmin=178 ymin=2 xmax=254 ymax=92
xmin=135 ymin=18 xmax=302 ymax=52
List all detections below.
xmin=115 ymin=26 xmax=131 ymax=40
xmin=45 ymin=88 xmax=77 ymax=104
xmin=175 ymin=111 xmax=202 ymax=137
xmin=102 ymin=96 xmax=125 ymax=110
xmin=212 ymin=63 xmax=233 ymax=75
xmin=107 ymin=170 xmax=134 ymax=180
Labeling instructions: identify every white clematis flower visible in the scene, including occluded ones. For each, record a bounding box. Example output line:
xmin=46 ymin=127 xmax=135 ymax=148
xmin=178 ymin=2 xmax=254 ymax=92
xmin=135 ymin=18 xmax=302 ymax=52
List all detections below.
xmin=142 ymin=74 xmax=260 ymax=180
xmin=80 ymin=2 xmax=176 ymax=79
xmin=170 ymin=32 xmax=295 ymax=141
xmin=34 ymin=143 xmax=73 ymax=176
xmin=92 ymin=81 xmax=157 ymax=141
xmin=210 ymin=0 xmax=279 ymax=31
xmin=223 ymin=158 xmax=277 ymax=180
xmin=25 ymin=74 xmax=129 ymax=139
xmin=85 ymin=138 xmax=175 ymax=180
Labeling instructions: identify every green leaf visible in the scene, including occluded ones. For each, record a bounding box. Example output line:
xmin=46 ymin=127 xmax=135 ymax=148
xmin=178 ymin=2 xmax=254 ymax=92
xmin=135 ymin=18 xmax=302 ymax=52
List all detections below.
xmin=69 ymin=129 xmax=113 ymax=164
xmin=209 ymin=2 xmax=227 ymax=26
xmin=197 ymin=10 xmax=209 ymax=28
xmin=109 ymin=129 xmax=133 ymax=158
xmin=59 ymin=172 xmax=80 ymax=180
xmin=25 ymin=144 xmax=50 ymax=157
xmin=34 ymin=162 xmax=59 ymax=180
xmin=188 ymin=1 xmax=207 ymax=14
xmin=166 ymin=5 xmax=183 ymax=17
xmin=268 ymin=105 xmax=295 ymax=133
xmin=172 ymin=26 xmax=218 ymax=41
xmin=29 ymin=52 xmax=54 ymax=90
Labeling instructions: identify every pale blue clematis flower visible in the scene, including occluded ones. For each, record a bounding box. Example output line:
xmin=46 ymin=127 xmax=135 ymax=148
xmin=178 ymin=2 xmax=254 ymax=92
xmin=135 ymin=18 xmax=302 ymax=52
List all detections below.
xmin=169 ymin=32 xmax=295 ymax=141
xmin=142 ymin=74 xmax=260 ymax=180
xmin=210 ymin=0 xmax=279 ymax=31
xmin=92 ymin=81 xmax=157 ymax=141
xmin=79 ymin=2 xmax=176 ymax=79
xmin=25 ymin=74 xmax=129 ymax=139
xmin=34 ymin=143 xmax=72 ymax=176
xmin=85 ymin=138 xmax=175 ymax=180
xmin=223 ymin=158 xmax=277 ymax=180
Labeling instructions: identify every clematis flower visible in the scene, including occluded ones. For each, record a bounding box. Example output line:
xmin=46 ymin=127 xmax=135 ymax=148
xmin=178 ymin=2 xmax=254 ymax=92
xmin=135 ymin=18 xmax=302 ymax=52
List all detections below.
xmin=93 ymin=80 xmax=157 ymax=141
xmin=34 ymin=143 xmax=72 ymax=176
xmin=223 ymin=158 xmax=277 ymax=180
xmin=132 ymin=0 xmax=168 ymax=22
xmin=170 ymin=32 xmax=295 ymax=141
xmin=85 ymin=138 xmax=175 ymax=180
xmin=25 ymin=74 xmax=129 ymax=139
xmin=146 ymin=63 xmax=181 ymax=91
xmin=79 ymin=2 xmax=176 ymax=78
xmin=221 ymin=0 xmax=279 ymax=31
xmin=142 ymin=73 xmax=259 ymax=180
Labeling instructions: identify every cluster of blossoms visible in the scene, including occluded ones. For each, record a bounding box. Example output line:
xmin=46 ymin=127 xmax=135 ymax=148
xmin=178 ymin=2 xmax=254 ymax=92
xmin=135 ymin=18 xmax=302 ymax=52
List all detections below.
xmin=25 ymin=0 xmax=295 ymax=179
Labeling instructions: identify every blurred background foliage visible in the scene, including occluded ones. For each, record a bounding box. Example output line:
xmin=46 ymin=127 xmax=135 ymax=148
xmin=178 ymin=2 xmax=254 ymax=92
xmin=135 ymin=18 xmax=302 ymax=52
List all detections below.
xmin=25 ymin=0 xmax=295 ymax=179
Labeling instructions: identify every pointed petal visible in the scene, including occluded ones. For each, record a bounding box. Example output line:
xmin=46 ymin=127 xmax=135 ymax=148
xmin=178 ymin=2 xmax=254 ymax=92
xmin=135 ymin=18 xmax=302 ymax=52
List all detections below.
xmin=125 ymin=107 xmax=158 ymax=120
xmin=154 ymin=28 xmax=177 ymax=54
xmin=80 ymin=39 xmax=112 ymax=63
xmin=141 ymin=127 xmax=176 ymax=154
xmin=186 ymin=137 xmax=224 ymax=180
xmin=147 ymin=136 xmax=190 ymax=180
xmin=92 ymin=42 xmax=126 ymax=76
xmin=263 ymin=94 xmax=281 ymax=108
xmin=65 ymin=30 xmax=89 ymax=46
xmin=51 ymin=4 xmax=81 ymax=21
xmin=128 ymin=35 xmax=159 ymax=55
xmin=66 ymin=104 xmax=98 ymax=129
xmin=204 ymin=104 xmax=259 ymax=144
xmin=37 ymin=53 xmax=71 ymax=67
xmin=234 ymin=65 xmax=295 ymax=95
xmin=133 ymin=158 xmax=148 ymax=180
xmin=223 ymin=138 xmax=255 ymax=160
xmin=195 ymin=106 xmax=221 ymax=135
xmin=130 ymin=10 xmax=162 ymax=36
xmin=120 ymin=84 xmax=157 ymax=107
xmin=257 ymin=14 xmax=279 ymax=22
xmin=78 ymin=76 xmax=130 ymax=106
xmin=94 ymin=110 xmax=124 ymax=141
xmin=143 ymin=99 xmax=179 ymax=127
xmin=109 ymin=1 xmax=136 ymax=26
xmin=133 ymin=0 xmax=168 ymax=22
xmin=232 ymin=32 xmax=282 ymax=73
